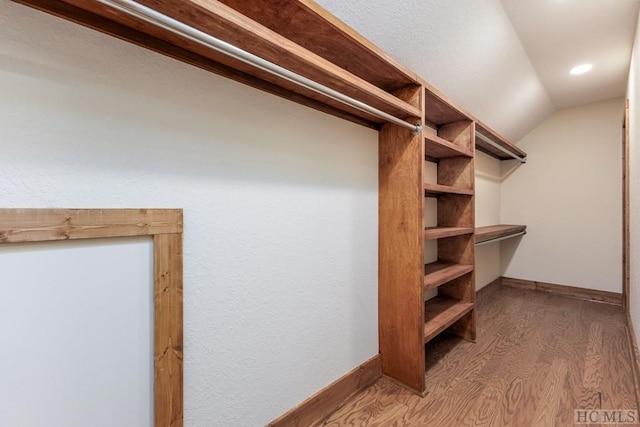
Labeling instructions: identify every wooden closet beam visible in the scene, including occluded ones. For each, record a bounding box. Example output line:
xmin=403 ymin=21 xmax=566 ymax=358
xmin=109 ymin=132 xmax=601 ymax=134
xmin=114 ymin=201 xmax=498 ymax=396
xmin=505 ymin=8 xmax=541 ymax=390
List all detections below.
xmin=18 ymin=0 xmax=384 ymax=129
xmin=14 ymin=0 xmax=421 ymax=127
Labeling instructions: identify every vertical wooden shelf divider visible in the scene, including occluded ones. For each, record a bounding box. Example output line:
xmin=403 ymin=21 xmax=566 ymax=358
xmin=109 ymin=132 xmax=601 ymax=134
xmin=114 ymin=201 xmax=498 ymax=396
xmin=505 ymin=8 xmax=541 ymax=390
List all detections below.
xmin=379 ymin=85 xmax=426 ymax=394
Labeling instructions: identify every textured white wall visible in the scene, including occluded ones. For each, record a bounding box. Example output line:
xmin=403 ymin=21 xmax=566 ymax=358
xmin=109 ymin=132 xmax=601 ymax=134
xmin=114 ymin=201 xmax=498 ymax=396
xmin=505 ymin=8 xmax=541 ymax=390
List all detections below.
xmin=475 ymin=152 xmax=502 ymax=290
xmin=501 ymin=98 xmax=623 ymax=292
xmin=316 ymin=0 xmax=554 ymax=142
xmin=628 ymin=10 xmax=640 ymax=350
xmin=0 ymin=2 xmax=379 ymax=426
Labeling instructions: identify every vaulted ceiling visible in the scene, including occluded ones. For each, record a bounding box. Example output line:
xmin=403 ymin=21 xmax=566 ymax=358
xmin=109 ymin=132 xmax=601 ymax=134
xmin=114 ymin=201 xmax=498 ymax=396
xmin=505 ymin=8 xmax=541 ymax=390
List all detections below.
xmin=500 ymin=0 xmax=640 ymax=110
xmin=317 ymin=0 xmax=640 ymax=142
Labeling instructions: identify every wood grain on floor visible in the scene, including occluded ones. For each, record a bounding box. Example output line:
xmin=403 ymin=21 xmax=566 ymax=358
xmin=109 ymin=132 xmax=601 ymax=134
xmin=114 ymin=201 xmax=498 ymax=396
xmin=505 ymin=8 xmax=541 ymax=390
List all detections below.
xmin=323 ymin=286 xmax=638 ymax=426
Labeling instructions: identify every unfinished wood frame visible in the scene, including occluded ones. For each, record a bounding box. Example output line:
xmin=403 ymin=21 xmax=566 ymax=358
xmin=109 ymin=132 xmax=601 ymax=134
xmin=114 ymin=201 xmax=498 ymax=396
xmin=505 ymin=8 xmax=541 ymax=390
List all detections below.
xmin=0 ymin=208 xmax=184 ymax=427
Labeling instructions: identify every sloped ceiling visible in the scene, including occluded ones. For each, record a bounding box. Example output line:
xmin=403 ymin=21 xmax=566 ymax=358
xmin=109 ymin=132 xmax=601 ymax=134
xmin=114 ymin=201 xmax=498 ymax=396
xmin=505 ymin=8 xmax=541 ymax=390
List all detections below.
xmin=316 ymin=0 xmax=639 ymax=142
xmin=500 ymin=0 xmax=640 ymax=110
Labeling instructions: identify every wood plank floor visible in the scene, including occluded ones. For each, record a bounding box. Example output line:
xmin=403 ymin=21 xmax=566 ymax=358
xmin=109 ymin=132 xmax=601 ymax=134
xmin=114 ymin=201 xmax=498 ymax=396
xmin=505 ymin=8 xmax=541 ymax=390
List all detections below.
xmin=322 ymin=285 xmax=638 ymax=426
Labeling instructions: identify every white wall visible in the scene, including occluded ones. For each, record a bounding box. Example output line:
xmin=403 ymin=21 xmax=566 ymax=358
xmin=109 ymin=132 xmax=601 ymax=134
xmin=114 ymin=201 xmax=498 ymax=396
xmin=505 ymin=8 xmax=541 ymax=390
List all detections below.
xmin=475 ymin=152 xmax=502 ymax=290
xmin=1 ymin=238 xmax=153 ymax=427
xmin=501 ymin=98 xmax=623 ymax=292
xmin=0 ymin=2 xmax=379 ymax=426
xmin=628 ymin=9 xmax=640 ymax=348
xmin=317 ymin=0 xmax=554 ymax=142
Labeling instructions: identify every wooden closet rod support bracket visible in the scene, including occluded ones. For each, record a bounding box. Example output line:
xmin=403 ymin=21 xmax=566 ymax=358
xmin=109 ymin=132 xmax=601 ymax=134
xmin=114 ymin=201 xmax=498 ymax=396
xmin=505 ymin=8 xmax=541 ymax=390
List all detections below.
xmin=95 ymin=0 xmax=422 ymax=134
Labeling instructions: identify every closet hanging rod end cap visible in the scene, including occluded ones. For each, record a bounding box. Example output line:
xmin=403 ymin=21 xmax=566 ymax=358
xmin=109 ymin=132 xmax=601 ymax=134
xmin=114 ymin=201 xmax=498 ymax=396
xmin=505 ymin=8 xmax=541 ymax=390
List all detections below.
xmin=412 ymin=124 xmax=422 ymax=135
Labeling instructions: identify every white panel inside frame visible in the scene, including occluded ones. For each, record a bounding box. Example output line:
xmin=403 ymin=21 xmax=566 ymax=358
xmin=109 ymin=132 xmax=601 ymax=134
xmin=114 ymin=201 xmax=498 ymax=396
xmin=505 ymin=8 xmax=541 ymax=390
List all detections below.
xmin=0 ymin=237 xmax=154 ymax=427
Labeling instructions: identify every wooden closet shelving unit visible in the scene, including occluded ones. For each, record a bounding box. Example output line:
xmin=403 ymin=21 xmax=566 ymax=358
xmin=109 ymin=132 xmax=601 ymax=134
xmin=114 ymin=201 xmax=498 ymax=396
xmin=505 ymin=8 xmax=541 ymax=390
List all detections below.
xmin=379 ymin=78 xmax=481 ymax=392
xmin=17 ymin=0 xmax=527 ymax=397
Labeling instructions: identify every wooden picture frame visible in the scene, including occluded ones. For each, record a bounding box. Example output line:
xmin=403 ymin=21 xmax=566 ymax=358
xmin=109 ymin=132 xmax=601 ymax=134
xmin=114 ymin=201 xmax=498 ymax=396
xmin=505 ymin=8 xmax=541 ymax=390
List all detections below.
xmin=0 ymin=208 xmax=184 ymax=427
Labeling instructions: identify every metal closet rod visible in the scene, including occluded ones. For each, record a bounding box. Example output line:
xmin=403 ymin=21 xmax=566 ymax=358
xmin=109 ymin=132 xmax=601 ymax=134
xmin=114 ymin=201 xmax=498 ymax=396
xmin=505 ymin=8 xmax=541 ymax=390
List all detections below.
xmin=475 ymin=231 xmax=526 ymax=246
xmin=476 ymin=131 xmax=526 ymax=163
xmin=95 ymin=0 xmax=422 ymax=134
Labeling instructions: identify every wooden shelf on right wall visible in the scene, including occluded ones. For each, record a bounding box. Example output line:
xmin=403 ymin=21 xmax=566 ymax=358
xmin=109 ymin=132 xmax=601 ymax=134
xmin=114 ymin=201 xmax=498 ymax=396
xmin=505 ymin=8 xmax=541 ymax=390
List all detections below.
xmin=475 ymin=224 xmax=527 ymax=245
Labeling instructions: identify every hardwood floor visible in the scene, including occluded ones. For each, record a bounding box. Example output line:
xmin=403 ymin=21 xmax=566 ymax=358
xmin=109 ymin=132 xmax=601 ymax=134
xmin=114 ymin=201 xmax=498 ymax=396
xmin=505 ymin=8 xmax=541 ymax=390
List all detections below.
xmin=323 ymin=285 xmax=637 ymax=426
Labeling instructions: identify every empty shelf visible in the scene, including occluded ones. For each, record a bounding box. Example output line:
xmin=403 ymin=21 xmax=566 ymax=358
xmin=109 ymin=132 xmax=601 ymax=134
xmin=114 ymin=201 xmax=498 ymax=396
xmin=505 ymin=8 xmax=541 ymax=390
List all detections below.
xmin=425 ymin=133 xmax=473 ymax=159
xmin=424 ymin=261 xmax=474 ymax=290
xmin=424 ymin=183 xmax=473 ymax=197
xmin=475 ymin=225 xmax=526 ymax=245
xmin=423 ymin=89 xmax=471 ymax=127
xmin=424 ymin=296 xmax=474 ymax=343
xmin=424 ymin=227 xmax=474 ymax=240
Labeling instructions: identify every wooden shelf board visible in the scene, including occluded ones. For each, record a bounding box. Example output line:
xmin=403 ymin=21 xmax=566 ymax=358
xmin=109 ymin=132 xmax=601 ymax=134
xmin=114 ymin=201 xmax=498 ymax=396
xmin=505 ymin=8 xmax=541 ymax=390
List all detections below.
xmin=424 ymin=183 xmax=473 ymax=197
xmin=18 ymin=0 xmax=421 ymax=128
xmin=424 ymin=261 xmax=474 ymax=290
xmin=424 ymin=133 xmax=473 ymax=159
xmin=423 ymin=90 xmax=470 ymax=126
xmin=424 ymin=227 xmax=474 ymax=240
xmin=475 ymin=224 xmax=527 ymax=244
xmin=424 ymin=296 xmax=474 ymax=343
xmin=218 ymin=0 xmax=420 ymax=92
xmin=476 ymin=123 xmax=527 ymax=161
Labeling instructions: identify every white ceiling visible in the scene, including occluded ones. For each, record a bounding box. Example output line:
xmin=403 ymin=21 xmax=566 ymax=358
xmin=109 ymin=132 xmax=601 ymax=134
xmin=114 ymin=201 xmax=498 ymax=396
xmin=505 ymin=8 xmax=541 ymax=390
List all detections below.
xmin=317 ymin=0 xmax=640 ymax=141
xmin=500 ymin=0 xmax=640 ymax=110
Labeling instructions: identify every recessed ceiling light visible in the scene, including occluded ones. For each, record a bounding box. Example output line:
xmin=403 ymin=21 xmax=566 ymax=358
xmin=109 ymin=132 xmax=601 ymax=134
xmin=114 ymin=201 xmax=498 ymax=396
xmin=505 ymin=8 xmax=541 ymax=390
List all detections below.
xmin=570 ymin=64 xmax=593 ymax=75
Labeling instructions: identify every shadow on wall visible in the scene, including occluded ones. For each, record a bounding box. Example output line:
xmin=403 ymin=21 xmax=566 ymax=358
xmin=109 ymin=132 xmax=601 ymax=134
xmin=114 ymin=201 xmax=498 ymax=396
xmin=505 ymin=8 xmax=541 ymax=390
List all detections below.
xmin=501 ymin=235 xmax=526 ymax=272
xmin=475 ymin=158 xmax=523 ymax=183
